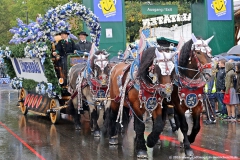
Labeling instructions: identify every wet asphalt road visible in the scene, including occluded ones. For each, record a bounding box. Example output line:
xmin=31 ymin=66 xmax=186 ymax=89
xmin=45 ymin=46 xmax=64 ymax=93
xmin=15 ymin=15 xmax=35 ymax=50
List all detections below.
xmin=0 ymin=84 xmax=240 ymax=160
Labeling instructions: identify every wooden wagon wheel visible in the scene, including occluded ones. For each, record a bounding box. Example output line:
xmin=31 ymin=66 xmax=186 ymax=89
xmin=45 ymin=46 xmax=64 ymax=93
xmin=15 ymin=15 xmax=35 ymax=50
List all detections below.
xmin=19 ymin=88 xmax=28 ymax=115
xmin=49 ymin=99 xmax=60 ymax=124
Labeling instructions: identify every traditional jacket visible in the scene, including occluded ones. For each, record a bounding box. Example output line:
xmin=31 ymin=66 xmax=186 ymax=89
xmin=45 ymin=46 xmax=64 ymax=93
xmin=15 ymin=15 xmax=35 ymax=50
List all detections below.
xmin=225 ymin=62 xmax=235 ymax=93
xmin=75 ymin=40 xmax=92 ymax=52
xmin=56 ymin=39 xmax=76 ymax=56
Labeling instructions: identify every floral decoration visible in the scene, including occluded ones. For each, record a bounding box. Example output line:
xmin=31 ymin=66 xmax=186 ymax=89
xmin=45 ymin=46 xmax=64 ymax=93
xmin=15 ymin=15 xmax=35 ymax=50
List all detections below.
xmin=9 ymin=2 xmax=101 ymax=46
xmin=0 ymin=46 xmax=12 ymax=58
xmin=24 ymin=42 xmax=49 ymax=64
xmin=11 ymin=77 xmax=23 ymax=90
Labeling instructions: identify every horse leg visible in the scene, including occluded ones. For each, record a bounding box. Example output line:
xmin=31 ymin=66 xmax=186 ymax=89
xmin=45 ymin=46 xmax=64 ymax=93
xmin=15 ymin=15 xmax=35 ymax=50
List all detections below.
xmin=134 ymin=114 xmax=147 ymax=158
xmin=89 ymin=106 xmax=101 ymax=137
xmin=102 ymin=107 xmax=110 ymax=136
xmin=175 ymin=108 xmax=194 ymax=157
xmin=72 ymin=98 xmax=81 ymax=130
xmin=109 ymin=105 xmax=119 ymax=145
xmin=147 ymin=106 xmax=164 ymax=148
xmin=168 ymin=106 xmax=177 ymax=132
xmin=188 ymin=106 xmax=201 ymax=144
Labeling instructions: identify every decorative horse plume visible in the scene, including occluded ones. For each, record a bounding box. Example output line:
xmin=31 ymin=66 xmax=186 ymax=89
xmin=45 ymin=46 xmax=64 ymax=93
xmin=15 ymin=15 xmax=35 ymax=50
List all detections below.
xmin=191 ymin=33 xmax=198 ymax=43
xmin=191 ymin=33 xmax=214 ymax=45
xmin=205 ymin=36 xmax=214 ymax=45
xmin=89 ymin=43 xmax=98 ymax=60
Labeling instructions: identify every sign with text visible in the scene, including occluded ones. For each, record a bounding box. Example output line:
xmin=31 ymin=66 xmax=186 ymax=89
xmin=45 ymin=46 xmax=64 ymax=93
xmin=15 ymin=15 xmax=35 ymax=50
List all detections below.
xmin=141 ymin=5 xmax=178 ymax=15
xmin=207 ymin=0 xmax=232 ymax=20
xmin=11 ymin=58 xmax=48 ymax=82
xmin=94 ymin=0 xmax=123 ymax=22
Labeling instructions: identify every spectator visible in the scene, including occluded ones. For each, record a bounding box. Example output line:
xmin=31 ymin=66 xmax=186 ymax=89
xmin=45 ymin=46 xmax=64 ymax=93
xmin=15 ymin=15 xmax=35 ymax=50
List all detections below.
xmin=212 ymin=57 xmax=219 ymax=113
xmin=235 ymin=63 xmax=240 ymax=121
xmin=216 ymin=59 xmax=227 ymax=119
xmin=223 ymin=62 xmax=239 ymax=121
xmin=204 ymin=78 xmax=217 ymax=122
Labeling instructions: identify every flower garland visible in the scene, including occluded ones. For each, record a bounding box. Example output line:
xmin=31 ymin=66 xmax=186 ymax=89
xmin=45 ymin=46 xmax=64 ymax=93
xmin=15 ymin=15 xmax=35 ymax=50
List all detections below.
xmin=9 ymin=19 xmax=43 ymax=44
xmin=35 ymin=82 xmax=56 ymax=98
xmin=0 ymin=46 xmax=12 ymax=58
xmin=24 ymin=42 xmax=49 ymax=64
xmin=9 ymin=2 xmax=101 ymax=46
xmin=11 ymin=77 xmax=23 ymax=90
xmin=40 ymin=2 xmax=101 ymax=46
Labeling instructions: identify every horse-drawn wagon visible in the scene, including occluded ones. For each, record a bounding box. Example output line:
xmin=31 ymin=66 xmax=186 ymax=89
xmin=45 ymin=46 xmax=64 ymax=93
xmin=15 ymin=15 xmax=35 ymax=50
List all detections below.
xmin=3 ymin=2 xmax=101 ymax=124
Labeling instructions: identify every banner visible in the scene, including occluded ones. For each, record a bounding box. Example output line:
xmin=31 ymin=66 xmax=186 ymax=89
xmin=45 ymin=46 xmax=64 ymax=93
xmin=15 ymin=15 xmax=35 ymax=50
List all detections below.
xmin=207 ymin=0 xmax=232 ymax=20
xmin=93 ymin=0 xmax=123 ymax=22
xmin=141 ymin=5 xmax=178 ymax=15
xmin=11 ymin=58 xmax=48 ymax=82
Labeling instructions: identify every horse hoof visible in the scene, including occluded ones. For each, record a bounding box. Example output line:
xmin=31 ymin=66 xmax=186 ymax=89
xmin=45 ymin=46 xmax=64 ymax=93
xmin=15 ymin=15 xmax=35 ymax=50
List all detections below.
xmin=75 ymin=124 xmax=81 ymax=130
xmin=94 ymin=130 xmax=101 ymax=137
xmin=156 ymin=139 xmax=161 ymax=145
xmin=185 ymin=148 xmax=194 ymax=157
xmin=137 ymin=150 xmax=148 ymax=159
xmin=109 ymin=137 xmax=118 ymax=145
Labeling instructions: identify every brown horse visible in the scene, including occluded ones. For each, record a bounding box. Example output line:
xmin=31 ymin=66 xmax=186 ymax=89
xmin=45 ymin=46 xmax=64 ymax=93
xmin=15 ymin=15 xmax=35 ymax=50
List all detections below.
xmin=106 ymin=47 xmax=175 ymax=158
xmin=164 ymin=34 xmax=214 ymax=157
xmin=68 ymin=50 xmax=111 ymax=136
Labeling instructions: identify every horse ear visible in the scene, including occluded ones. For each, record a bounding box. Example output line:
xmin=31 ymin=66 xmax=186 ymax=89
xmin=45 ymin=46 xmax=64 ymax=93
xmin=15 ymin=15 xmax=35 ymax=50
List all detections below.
xmin=205 ymin=36 xmax=214 ymax=45
xmin=191 ymin=33 xmax=198 ymax=43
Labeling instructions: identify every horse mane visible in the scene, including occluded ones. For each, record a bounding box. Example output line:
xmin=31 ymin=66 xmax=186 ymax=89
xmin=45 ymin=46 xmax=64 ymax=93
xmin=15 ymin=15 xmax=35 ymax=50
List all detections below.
xmin=68 ymin=63 xmax=86 ymax=90
xmin=179 ymin=39 xmax=193 ymax=67
xmin=138 ymin=47 xmax=161 ymax=84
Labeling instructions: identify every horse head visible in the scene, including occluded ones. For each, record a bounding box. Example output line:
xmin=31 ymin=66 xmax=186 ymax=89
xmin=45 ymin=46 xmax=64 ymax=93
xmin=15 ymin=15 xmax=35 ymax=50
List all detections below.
xmin=139 ymin=47 xmax=176 ymax=98
xmin=91 ymin=50 xmax=110 ymax=85
xmin=190 ymin=33 xmax=214 ymax=81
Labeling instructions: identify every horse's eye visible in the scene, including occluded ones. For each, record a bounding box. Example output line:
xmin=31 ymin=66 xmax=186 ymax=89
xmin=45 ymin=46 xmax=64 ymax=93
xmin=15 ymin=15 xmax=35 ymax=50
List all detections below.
xmin=197 ymin=51 xmax=201 ymax=54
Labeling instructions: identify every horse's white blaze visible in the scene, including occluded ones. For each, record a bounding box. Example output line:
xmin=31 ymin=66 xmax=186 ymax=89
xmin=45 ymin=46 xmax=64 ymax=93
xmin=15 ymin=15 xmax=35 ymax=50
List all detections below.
xmin=154 ymin=48 xmax=175 ymax=76
xmin=95 ymin=54 xmax=108 ymax=71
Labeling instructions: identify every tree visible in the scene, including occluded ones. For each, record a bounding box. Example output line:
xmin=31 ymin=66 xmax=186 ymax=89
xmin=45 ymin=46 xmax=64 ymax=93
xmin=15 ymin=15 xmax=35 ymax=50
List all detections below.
xmin=0 ymin=0 xmax=83 ymax=45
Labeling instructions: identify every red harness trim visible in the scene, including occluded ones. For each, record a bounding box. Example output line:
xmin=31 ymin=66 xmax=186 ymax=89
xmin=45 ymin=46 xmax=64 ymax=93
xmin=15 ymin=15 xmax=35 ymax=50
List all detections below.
xmin=90 ymin=78 xmax=108 ymax=97
xmin=139 ymin=80 xmax=167 ymax=93
xmin=179 ymin=76 xmax=206 ymax=88
xmin=178 ymin=86 xmax=203 ymax=108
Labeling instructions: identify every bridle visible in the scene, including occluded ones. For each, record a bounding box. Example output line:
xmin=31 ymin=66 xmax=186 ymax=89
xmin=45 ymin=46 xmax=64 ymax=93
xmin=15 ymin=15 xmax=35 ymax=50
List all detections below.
xmin=92 ymin=53 xmax=110 ymax=85
xmin=142 ymin=47 xmax=176 ymax=98
xmin=176 ymin=39 xmax=213 ymax=88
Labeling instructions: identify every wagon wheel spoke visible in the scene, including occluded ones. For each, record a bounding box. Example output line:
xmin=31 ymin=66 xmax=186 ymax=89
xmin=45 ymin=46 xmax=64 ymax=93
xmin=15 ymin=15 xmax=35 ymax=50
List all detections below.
xmin=50 ymin=99 xmax=60 ymax=124
xmin=19 ymin=88 xmax=28 ymax=115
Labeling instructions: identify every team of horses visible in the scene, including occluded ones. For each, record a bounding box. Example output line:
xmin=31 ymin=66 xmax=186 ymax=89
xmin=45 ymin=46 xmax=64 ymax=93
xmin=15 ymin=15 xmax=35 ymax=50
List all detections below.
xmin=67 ymin=34 xmax=214 ymax=159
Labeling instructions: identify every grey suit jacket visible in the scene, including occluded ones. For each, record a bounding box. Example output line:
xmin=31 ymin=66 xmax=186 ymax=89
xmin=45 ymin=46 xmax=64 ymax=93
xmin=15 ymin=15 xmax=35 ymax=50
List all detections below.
xmin=75 ymin=40 xmax=92 ymax=52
